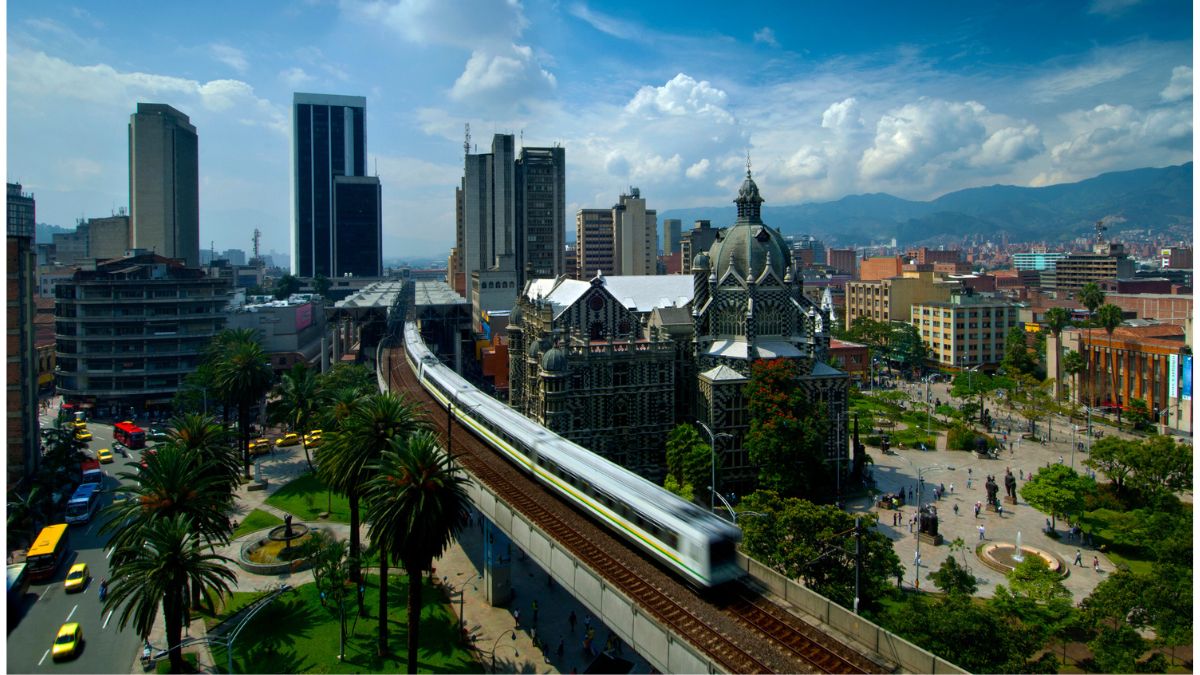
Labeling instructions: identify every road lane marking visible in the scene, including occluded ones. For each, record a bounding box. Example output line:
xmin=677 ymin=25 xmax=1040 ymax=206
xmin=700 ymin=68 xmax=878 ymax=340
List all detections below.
xmin=38 ymin=649 xmax=50 ymax=666
xmin=66 ymin=603 xmax=78 ymax=622
xmin=103 ymin=609 xmax=113 ymax=629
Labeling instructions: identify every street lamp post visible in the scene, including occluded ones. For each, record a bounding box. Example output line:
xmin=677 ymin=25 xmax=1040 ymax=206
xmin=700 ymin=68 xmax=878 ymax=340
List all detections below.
xmin=909 ymin=462 xmax=954 ymax=590
xmin=707 ymin=487 xmax=766 ymax=524
xmin=443 ymin=573 xmax=483 ymax=630
xmin=697 ymin=421 xmax=733 ymax=512
xmin=490 ymin=630 xmax=518 ymax=673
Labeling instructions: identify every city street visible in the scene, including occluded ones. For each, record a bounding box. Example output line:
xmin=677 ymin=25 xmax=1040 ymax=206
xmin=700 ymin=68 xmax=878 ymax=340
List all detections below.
xmin=8 ymin=413 xmax=145 ymax=674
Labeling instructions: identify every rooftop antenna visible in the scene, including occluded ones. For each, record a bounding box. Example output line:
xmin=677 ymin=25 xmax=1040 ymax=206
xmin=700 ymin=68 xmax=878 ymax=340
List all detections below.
xmin=252 ymin=228 xmax=261 ymax=260
xmin=464 ymin=123 xmax=471 ymax=157
xmin=520 ymin=129 xmax=523 ymax=152
xmin=210 ymin=240 xmax=215 ymax=262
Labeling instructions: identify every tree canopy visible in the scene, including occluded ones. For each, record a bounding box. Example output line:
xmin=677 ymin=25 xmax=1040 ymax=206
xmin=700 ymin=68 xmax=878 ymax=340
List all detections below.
xmin=743 ymin=359 xmax=832 ymax=501
xmin=1019 ymin=464 xmax=1095 ymax=528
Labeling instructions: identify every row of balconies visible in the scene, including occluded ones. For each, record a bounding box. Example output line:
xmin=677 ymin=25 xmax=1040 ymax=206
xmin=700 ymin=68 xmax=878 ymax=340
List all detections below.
xmin=62 ymin=309 xmax=225 ymax=321
xmin=56 ymin=327 xmax=221 ymax=340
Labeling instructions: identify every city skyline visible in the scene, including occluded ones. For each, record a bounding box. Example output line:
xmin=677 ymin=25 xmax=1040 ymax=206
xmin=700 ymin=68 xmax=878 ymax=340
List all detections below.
xmin=7 ymin=0 xmax=1193 ymax=259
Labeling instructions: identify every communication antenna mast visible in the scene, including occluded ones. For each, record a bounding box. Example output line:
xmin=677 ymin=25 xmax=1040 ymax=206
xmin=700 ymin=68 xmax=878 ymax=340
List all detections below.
xmin=252 ymin=228 xmax=261 ymax=260
xmin=464 ymin=123 xmax=471 ymax=157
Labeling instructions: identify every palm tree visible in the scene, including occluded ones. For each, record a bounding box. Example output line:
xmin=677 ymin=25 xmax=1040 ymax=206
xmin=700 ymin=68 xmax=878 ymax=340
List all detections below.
xmin=1076 ymin=282 xmax=1105 ymax=316
xmin=1043 ymin=307 xmax=1071 ymax=400
xmin=1062 ymin=349 xmax=1085 ymax=406
xmin=316 ymin=392 xmax=425 ymax=617
xmin=104 ymin=514 xmax=236 ymax=673
xmin=364 ymin=431 xmax=470 ymax=670
xmin=1095 ymin=303 xmax=1125 ymax=423
xmin=269 ymin=363 xmax=321 ymax=472
xmin=212 ymin=337 xmax=274 ymax=479
xmin=7 ymin=486 xmax=45 ymax=550
xmin=102 ymin=444 xmax=234 ymax=556
xmin=168 ymin=413 xmax=239 ymax=494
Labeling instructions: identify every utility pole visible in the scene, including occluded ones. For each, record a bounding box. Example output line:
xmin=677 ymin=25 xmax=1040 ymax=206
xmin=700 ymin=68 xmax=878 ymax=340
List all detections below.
xmin=854 ymin=516 xmax=863 ymax=614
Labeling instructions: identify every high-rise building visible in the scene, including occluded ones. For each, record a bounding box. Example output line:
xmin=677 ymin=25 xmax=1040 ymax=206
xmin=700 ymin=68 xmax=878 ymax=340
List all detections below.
xmin=332 ymin=176 xmax=382 ymax=277
xmin=516 ymin=146 xmax=565 ymax=281
xmin=129 ymin=103 xmax=199 ymax=267
xmin=1012 ymin=252 xmax=1065 ymax=271
xmin=575 ymin=209 xmax=615 ymax=278
xmin=613 ymin=188 xmax=657 ymax=276
xmin=7 ymin=183 xmax=39 ymax=488
xmin=827 ymin=248 xmax=857 ymax=277
xmin=662 ymin=218 xmax=682 ymax=255
xmin=292 ymin=93 xmax=368 ymax=278
xmin=1046 ymin=241 xmax=1135 ymax=291
xmin=680 ymin=220 xmax=719 ymax=274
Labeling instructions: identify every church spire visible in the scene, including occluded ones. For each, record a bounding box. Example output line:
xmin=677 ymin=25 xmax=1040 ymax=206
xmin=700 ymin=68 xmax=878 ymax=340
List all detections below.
xmin=734 ymin=153 xmax=764 ymax=223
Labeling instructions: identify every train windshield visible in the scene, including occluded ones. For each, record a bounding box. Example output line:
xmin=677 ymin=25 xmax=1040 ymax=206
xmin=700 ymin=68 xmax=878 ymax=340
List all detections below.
xmin=709 ymin=538 xmax=738 ymax=565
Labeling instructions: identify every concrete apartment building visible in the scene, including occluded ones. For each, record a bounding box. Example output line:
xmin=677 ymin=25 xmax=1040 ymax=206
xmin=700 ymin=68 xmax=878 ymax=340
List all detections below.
xmin=1044 ymin=240 xmax=1135 ymax=291
xmin=54 ymin=251 xmax=230 ymax=414
xmin=8 ymin=182 xmax=39 ymax=488
xmin=1012 ymin=251 xmax=1065 ymax=271
xmin=575 ymin=209 xmax=616 ymax=278
xmin=844 ymin=270 xmax=958 ymax=329
xmin=613 ymin=188 xmax=657 ymax=276
xmin=912 ymin=292 xmax=1021 ymax=369
xmin=679 ymin=220 xmax=719 ymax=274
xmin=129 ymin=103 xmax=199 ymax=267
xmin=515 ymin=146 xmax=566 ymax=281
xmin=51 ymin=213 xmax=132 ymax=265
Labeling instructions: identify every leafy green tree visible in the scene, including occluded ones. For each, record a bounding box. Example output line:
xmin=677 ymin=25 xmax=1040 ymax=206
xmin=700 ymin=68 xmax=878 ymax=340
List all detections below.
xmin=888 ymin=323 xmax=929 ymax=375
xmin=926 ymin=555 xmax=977 ymax=597
xmin=273 ymin=273 xmax=301 ymax=300
xmin=738 ymin=491 xmax=900 ymax=611
xmin=843 ymin=317 xmax=893 ymax=354
xmin=664 ymin=424 xmax=701 ymax=489
xmin=316 ymin=392 xmax=425 ymax=617
xmin=1076 ymin=282 xmax=1105 ymax=315
xmin=1125 ymin=398 xmax=1152 ymax=431
xmin=313 ymin=273 xmax=332 ymax=298
xmin=991 ymin=557 xmax=1078 ymax=665
xmin=744 ymin=359 xmax=832 ymax=501
xmin=319 ymin=363 xmax=378 ymax=399
xmin=1085 ymin=435 xmax=1191 ymax=500
xmin=1084 ymin=436 xmax=1136 ymax=495
xmin=1002 ymin=326 xmax=1038 ymax=377
xmin=364 ymin=431 xmax=470 ymax=669
xmin=269 ymin=363 xmax=321 ymax=472
xmin=1012 ymin=374 xmax=1053 ymax=436
xmin=211 ymin=332 xmax=274 ymax=479
xmin=1018 ymin=464 xmax=1095 ymax=529
xmin=879 ymin=593 xmax=1040 ymax=673
xmin=104 ymin=515 xmax=236 ymax=673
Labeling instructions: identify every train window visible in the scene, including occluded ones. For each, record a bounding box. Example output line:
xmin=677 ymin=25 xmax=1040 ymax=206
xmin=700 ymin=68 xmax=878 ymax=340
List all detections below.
xmin=664 ymin=531 xmax=679 ymax=549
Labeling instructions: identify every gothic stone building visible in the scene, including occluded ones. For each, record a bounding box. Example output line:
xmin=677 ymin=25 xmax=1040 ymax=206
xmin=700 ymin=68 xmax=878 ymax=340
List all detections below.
xmin=508 ymin=169 xmax=849 ymax=497
xmin=508 ymin=274 xmax=691 ymax=480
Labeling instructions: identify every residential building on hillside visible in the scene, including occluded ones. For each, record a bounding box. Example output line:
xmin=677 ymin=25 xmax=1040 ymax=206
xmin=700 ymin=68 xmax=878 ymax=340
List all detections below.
xmin=8 ymin=182 xmax=39 ymax=488
xmin=130 ymin=103 xmax=199 ymax=267
xmin=912 ymin=291 xmax=1021 ymax=369
xmin=54 ymin=251 xmax=230 ymax=415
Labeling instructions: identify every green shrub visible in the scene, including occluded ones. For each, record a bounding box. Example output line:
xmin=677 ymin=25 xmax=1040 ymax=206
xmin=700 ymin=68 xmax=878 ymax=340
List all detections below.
xmin=946 ymin=424 xmax=998 ymax=452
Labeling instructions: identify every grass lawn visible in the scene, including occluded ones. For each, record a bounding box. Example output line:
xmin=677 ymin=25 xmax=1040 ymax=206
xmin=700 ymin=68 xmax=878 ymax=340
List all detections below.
xmin=233 ymin=509 xmax=284 ymax=538
xmin=207 ymin=575 xmax=482 ymax=674
xmin=265 ymin=473 xmax=352 ymax=523
xmin=156 ymin=652 xmax=199 ymax=674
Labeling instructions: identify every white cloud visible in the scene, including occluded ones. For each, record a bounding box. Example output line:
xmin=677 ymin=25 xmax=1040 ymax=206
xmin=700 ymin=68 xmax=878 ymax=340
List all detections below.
xmin=859 ymin=99 xmax=987 ymax=180
xmin=567 ymin=3 xmax=657 ymax=42
xmin=280 ymin=67 xmax=314 ymax=88
xmin=449 ymin=44 xmax=556 ymax=102
xmin=685 ymin=158 xmax=710 ymax=179
xmin=1030 ymin=61 xmax=1134 ymax=102
xmin=210 ymin=44 xmax=248 ymax=74
xmin=753 ymin=27 xmax=778 ymax=48
xmin=973 ymin=124 xmax=1043 ymax=167
xmin=344 ymin=0 xmax=528 ymax=49
xmin=1087 ymin=0 xmax=1142 ymax=16
xmin=626 ymin=73 xmax=733 ymax=122
xmin=630 ymin=153 xmax=683 ymax=182
xmin=782 ymin=147 xmax=828 ymax=179
xmin=821 ymin=97 xmax=862 ymax=131
xmin=1160 ymin=65 xmax=1192 ymax=102
xmin=1050 ymin=103 xmax=1192 ymax=166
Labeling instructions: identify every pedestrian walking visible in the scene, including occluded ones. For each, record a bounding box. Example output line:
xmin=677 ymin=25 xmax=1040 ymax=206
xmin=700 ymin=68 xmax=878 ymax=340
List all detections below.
xmin=949 ymin=483 xmax=954 ymax=494
xmin=569 ymin=610 xmax=577 ymax=633
xmin=514 ymin=608 xmax=521 ymax=628
xmin=953 ymin=504 xmax=959 ymax=516
xmin=914 ymin=550 xmax=921 ymax=567
xmin=584 ymin=614 xmax=592 ymax=632
xmin=997 ymin=503 xmax=1004 ymax=517
xmin=1093 ymin=556 xmax=1100 ymax=572
xmin=1074 ymin=550 xmax=1083 ymax=566
xmin=978 ymin=524 xmax=986 ymax=541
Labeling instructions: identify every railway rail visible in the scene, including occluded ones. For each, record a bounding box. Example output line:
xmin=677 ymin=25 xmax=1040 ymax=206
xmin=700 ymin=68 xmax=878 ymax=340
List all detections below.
xmin=386 ymin=345 xmax=880 ymax=674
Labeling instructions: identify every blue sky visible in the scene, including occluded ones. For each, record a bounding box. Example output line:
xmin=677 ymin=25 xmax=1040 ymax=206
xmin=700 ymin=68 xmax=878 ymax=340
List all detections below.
xmin=6 ymin=0 xmax=1193 ymax=259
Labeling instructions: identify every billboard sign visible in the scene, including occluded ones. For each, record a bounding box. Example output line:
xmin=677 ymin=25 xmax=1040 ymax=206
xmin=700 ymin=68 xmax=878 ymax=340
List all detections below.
xmin=1169 ymin=354 xmax=1179 ymax=398
xmin=295 ymin=303 xmax=313 ymax=332
xmin=1182 ymin=355 xmax=1192 ymax=401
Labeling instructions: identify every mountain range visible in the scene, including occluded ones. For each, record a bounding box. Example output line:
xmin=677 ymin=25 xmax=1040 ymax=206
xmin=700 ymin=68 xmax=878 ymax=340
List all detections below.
xmin=659 ymin=163 xmax=1193 ymax=247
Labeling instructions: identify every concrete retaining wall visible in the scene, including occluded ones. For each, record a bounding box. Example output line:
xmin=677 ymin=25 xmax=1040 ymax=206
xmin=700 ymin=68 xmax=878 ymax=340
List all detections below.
xmin=737 ymin=552 xmax=966 ymax=674
xmin=466 ymin=478 xmax=720 ymax=674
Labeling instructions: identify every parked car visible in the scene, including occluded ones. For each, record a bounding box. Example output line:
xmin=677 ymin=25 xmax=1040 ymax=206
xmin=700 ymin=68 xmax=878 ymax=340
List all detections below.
xmin=275 ymin=432 xmax=300 ymax=447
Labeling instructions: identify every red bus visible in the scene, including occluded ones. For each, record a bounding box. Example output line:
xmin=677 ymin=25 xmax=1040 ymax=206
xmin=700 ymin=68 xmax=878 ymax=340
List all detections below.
xmin=113 ymin=421 xmax=146 ymax=449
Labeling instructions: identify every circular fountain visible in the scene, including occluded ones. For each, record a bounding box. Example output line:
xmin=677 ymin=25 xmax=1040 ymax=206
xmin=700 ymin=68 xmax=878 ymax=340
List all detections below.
xmin=977 ymin=532 xmax=1067 ymax=576
xmin=237 ymin=519 xmax=326 ymax=575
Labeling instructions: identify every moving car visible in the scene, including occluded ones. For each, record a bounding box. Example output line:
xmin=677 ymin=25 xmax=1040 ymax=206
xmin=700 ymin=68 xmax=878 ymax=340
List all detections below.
xmin=303 ymin=430 xmax=322 ymax=448
xmin=52 ymin=622 xmax=82 ymax=660
xmin=63 ymin=563 xmax=89 ymax=593
xmin=96 ymin=447 xmax=113 ymax=464
xmin=275 ymin=432 xmax=300 ymax=447
xmin=75 ymin=430 xmax=93 ymax=443
xmin=249 ymin=438 xmax=271 ymax=456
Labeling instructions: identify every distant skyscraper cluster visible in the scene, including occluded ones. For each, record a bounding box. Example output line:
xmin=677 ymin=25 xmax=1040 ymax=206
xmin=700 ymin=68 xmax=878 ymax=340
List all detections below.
xmin=455 ymin=132 xmax=566 ymax=330
xmin=292 ymin=93 xmax=382 ymax=279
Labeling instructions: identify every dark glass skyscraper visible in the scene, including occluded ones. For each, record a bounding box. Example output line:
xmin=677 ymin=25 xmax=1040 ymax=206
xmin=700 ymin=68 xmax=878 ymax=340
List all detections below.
xmin=292 ymin=93 xmax=371 ymax=278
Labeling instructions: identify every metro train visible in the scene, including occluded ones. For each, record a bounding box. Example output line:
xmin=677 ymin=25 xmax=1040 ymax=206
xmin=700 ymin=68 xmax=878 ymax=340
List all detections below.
xmin=403 ymin=321 xmax=744 ymax=589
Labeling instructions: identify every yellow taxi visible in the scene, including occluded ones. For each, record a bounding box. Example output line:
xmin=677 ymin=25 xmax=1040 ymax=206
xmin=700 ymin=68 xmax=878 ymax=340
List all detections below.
xmin=74 ymin=430 xmax=93 ymax=443
xmin=52 ymin=622 xmax=83 ymax=660
xmin=304 ymin=430 xmax=322 ymax=447
xmin=64 ymin=563 xmax=90 ymax=593
xmin=72 ymin=420 xmax=88 ymax=431
xmin=249 ymin=438 xmax=271 ymax=456
xmin=275 ymin=432 xmax=300 ymax=447
xmin=96 ymin=447 xmax=114 ymax=464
